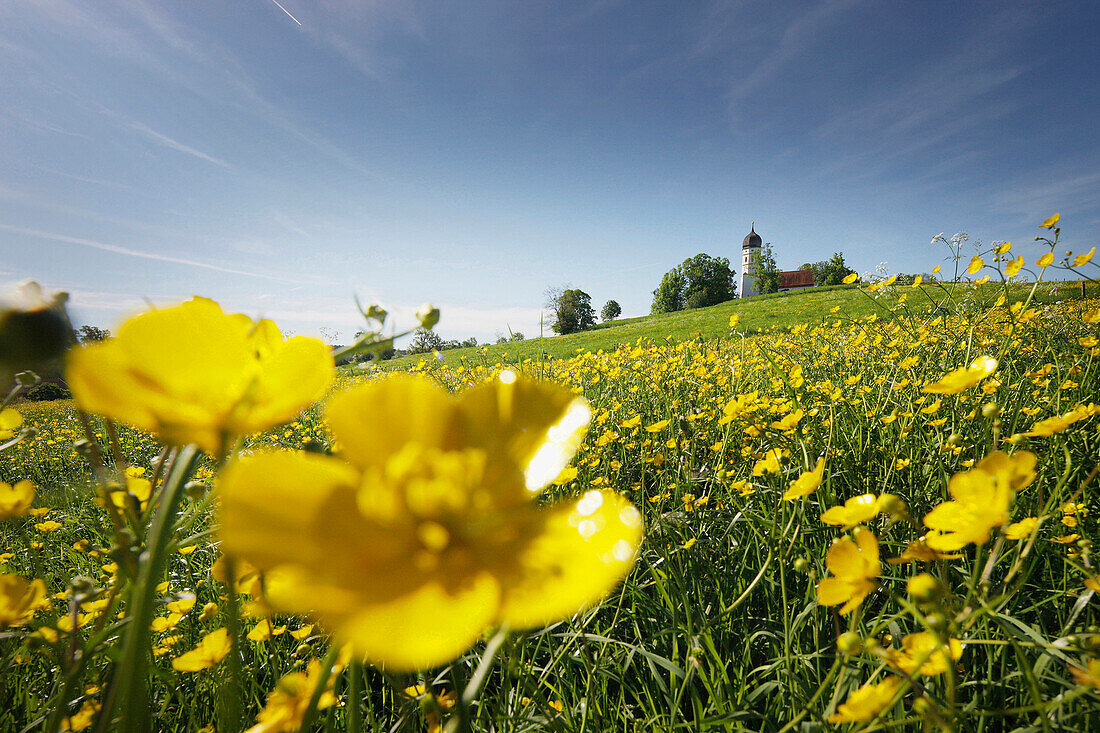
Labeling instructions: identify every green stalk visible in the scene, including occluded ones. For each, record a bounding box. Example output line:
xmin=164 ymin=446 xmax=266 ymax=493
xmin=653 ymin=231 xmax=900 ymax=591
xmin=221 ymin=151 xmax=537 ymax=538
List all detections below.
xmin=101 ymin=444 xmax=200 ymax=733
xmin=298 ymin=644 xmax=341 ymax=733
xmin=347 ymin=660 xmax=363 ymax=733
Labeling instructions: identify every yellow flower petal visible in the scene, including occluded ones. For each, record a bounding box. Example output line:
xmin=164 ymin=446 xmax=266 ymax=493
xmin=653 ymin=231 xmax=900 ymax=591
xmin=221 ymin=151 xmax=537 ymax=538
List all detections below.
xmin=1073 ymin=247 xmax=1095 ymax=267
xmin=171 ymin=628 xmax=230 ymax=672
xmin=783 ymin=458 xmax=825 ymax=500
xmin=496 ymin=490 xmax=643 ymax=629
xmin=0 ymin=479 xmax=35 ymax=520
xmin=333 ymin=574 xmax=500 ymax=672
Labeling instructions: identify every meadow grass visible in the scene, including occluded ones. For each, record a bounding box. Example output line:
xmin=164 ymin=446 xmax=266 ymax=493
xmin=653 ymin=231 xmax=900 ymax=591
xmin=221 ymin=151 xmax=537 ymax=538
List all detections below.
xmin=1 ymin=275 xmax=1099 ymax=732
xmin=379 ymin=280 xmax=1096 ymax=371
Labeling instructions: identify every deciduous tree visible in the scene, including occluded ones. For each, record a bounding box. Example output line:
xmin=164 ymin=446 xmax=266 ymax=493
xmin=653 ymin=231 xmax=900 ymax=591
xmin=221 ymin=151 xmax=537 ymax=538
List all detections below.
xmin=551 ymin=289 xmax=596 ymax=334
xmin=751 ymin=244 xmax=781 ymax=295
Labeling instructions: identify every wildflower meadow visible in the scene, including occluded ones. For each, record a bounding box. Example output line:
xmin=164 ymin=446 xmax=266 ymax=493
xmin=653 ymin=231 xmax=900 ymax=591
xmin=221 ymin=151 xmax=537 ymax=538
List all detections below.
xmin=1 ymin=219 xmax=1099 ymax=731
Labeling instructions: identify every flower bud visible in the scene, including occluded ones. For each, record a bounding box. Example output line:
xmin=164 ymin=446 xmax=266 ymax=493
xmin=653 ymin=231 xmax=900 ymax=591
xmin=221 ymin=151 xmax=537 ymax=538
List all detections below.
xmin=837 ymin=631 xmax=863 ymax=654
xmin=793 ymin=557 xmax=809 ymax=572
xmin=0 ymin=283 xmax=73 ymax=377
xmin=879 ymin=493 xmax=907 ymax=517
xmin=907 ymin=572 xmax=943 ymax=604
xmin=416 ymin=303 xmax=440 ymax=330
xmin=981 ymin=402 xmax=1001 ymax=418
xmin=364 ymin=303 xmax=387 ymax=323
xmin=925 ymin=612 xmax=947 ymax=631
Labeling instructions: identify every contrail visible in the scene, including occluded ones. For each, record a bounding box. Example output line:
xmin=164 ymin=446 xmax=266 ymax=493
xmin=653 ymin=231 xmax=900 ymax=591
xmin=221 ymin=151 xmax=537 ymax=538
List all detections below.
xmin=269 ymin=0 xmax=302 ymax=26
xmin=0 ymin=224 xmax=316 ymax=284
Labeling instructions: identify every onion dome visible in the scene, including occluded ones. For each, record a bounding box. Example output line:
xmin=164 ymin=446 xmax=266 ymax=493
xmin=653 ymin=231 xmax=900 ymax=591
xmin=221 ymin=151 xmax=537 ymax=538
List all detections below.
xmin=743 ymin=223 xmax=762 ymax=249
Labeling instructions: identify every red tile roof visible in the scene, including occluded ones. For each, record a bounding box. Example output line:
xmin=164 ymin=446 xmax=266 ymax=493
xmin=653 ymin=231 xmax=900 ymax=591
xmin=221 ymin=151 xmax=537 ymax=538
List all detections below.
xmin=779 ymin=269 xmax=815 ymax=288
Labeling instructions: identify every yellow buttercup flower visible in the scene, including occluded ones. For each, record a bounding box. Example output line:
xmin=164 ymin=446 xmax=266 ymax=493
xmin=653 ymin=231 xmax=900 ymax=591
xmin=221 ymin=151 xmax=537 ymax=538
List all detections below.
xmin=887 ymin=632 xmax=963 ymax=676
xmin=1073 ymin=247 xmax=1095 ymax=267
xmin=0 ymin=407 xmax=23 ymax=440
xmin=1036 ymin=252 xmax=1054 ymax=268
xmin=923 ymin=451 xmax=1035 ymax=551
xmin=828 ymin=677 xmax=902 ymax=723
xmin=967 ymin=256 xmax=984 ymax=274
xmin=770 ymin=408 xmax=803 ymax=431
xmin=1005 ymin=254 xmax=1025 ymax=278
xmin=816 ymin=527 xmax=879 ymax=614
xmin=60 ymin=700 xmax=100 ymax=732
xmin=752 ymin=448 xmax=783 ymax=476
xmin=923 ymin=356 xmax=997 ymax=394
xmin=66 ymin=297 xmax=334 ymax=456
xmin=1023 ymin=403 xmax=1100 ymax=437
xmin=783 ymin=457 xmax=825 ymax=500
xmin=842 ymin=273 xmax=859 ymax=284
xmin=0 ymin=479 xmax=34 ymax=519
xmin=821 ymin=494 xmax=883 ymax=528
xmin=1005 ymin=517 xmax=1039 ymax=540
xmin=0 ymin=574 xmax=47 ymax=627
xmin=1070 ymin=658 xmax=1100 ymax=689
xmin=171 ymin=627 xmax=231 ymax=672
xmin=220 ymin=373 xmax=644 ymax=671
xmin=644 ymin=419 xmax=670 ymax=433
xmin=246 ymin=659 xmax=338 ymax=733
xmin=1040 ymin=212 xmax=1060 ymax=228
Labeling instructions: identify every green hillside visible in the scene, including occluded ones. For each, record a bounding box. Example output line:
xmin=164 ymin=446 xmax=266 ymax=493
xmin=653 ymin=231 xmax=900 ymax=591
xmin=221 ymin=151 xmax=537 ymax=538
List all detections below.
xmin=375 ymin=279 xmax=1095 ymax=370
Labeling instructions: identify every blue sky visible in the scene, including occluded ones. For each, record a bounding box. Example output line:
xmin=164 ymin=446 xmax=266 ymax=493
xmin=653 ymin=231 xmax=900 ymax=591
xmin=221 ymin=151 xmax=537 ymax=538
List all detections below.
xmin=2 ymin=1 xmax=1098 ymax=344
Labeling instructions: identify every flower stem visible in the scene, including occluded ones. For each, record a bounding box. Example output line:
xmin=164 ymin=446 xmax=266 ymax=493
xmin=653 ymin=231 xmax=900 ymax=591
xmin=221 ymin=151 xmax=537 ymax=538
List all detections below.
xmin=100 ymin=444 xmax=200 ymax=733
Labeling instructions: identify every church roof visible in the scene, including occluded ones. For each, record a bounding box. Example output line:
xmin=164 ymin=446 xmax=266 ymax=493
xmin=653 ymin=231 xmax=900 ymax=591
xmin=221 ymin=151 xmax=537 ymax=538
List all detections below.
xmin=779 ymin=269 xmax=815 ymax=288
xmin=742 ymin=223 xmax=762 ymax=249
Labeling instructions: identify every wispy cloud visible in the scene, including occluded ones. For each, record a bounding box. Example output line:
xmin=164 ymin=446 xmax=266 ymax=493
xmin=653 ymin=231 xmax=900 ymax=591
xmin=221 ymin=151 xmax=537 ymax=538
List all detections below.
xmin=726 ymin=0 xmax=864 ymax=110
xmin=0 ymin=224 xmax=310 ymax=283
xmin=127 ymin=121 xmax=232 ymax=169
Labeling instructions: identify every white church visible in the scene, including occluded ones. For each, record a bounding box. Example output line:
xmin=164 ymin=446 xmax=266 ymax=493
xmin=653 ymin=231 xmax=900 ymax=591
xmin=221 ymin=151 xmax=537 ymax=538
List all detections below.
xmin=739 ymin=223 xmax=814 ymax=298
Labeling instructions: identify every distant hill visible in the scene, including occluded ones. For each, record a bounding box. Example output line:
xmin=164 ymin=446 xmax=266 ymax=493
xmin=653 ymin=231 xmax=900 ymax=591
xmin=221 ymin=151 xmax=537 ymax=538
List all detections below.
xmin=366 ymin=280 xmax=1096 ymax=372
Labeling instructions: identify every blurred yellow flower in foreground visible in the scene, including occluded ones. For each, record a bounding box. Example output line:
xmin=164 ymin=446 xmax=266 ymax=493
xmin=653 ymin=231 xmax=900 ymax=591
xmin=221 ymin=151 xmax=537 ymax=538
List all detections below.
xmin=0 ymin=408 xmax=23 ymax=440
xmin=67 ymin=297 xmax=333 ymax=456
xmin=0 ymin=574 xmax=47 ymax=627
xmin=0 ymin=479 xmax=34 ymax=519
xmin=923 ymin=356 xmax=997 ymax=394
xmin=923 ymin=451 xmax=1035 ymax=551
xmin=220 ymin=373 xmax=644 ymax=671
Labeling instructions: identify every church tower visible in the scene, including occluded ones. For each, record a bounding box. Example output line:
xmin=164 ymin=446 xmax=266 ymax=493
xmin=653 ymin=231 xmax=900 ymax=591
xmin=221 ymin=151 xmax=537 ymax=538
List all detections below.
xmin=740 ymin=223 xmax=762 ymax=298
